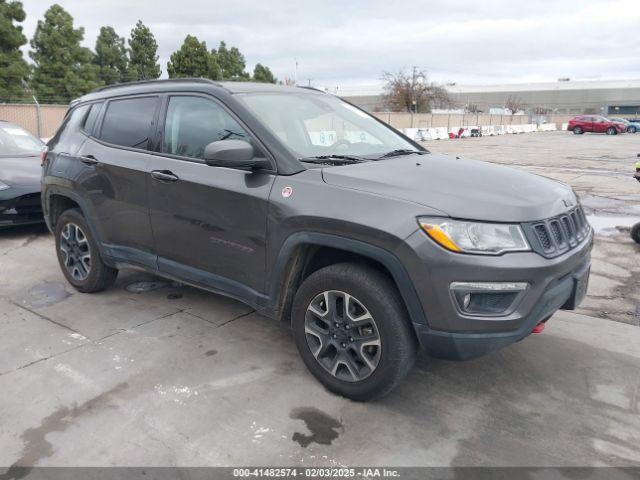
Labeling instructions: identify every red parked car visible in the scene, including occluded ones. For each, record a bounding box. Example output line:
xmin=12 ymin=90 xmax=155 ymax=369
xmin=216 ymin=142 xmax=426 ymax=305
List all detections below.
xmin=567 ymin=115 xmax=626 ymax=135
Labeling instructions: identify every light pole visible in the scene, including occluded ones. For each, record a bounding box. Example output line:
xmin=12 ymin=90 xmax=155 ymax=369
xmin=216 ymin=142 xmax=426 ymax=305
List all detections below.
xmin=22 ymin=79 xmax=42 ymax=139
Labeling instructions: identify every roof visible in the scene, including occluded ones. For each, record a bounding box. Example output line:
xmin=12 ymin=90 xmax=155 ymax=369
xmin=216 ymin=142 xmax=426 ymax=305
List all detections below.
xmin=73 ymin=78 xmax=322 ymax=105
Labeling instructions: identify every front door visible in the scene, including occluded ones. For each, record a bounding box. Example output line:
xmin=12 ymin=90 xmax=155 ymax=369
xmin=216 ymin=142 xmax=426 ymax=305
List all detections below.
xmin=592 ymin=116 xmax=608 ymax=133
xmin=148 ymin=94 xmax=275 ymax=296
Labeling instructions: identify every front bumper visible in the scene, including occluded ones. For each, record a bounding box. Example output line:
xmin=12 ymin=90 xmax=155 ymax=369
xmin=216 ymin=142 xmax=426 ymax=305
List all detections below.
xmin=398 ymin=227 xmax=593 ymax=360
xmin=0 ymin=185 xmax=44 ymax=228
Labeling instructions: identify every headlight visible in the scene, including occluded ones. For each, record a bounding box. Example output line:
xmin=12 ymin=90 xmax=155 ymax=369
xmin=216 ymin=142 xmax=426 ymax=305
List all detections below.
xmin=0 ymin=181 xmax=10 ymax=191
xmin=418 ymin=217 xmax=530 ymax=255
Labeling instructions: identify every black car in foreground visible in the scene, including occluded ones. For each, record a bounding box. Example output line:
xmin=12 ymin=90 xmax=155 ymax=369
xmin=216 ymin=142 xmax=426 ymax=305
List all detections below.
xmin=0 ymin=120 xmax=45 ymax=228
xmin=42 ymin=79 xmax=592 ymax=400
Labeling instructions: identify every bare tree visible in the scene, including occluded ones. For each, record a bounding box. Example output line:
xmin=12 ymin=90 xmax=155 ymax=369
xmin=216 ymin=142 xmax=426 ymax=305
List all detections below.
xmin=381 ymin=67 xmax=451 ymax=113
xmin=504 ymin=95 xmax=526 ymax=115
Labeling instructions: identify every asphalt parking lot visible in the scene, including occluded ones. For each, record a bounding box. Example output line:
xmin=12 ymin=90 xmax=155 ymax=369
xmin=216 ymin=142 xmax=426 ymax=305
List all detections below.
xmin=1 ymin=132 xmax=639 ymax=469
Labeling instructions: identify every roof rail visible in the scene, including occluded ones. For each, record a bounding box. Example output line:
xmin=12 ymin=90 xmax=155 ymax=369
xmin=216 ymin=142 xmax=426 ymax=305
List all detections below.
xmin=92 ymin=77 xmax=222 ymax=93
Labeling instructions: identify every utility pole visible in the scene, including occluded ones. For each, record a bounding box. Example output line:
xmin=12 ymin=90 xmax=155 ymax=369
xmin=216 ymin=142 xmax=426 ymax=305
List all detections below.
xmin=294 ymin=59 xmax=298 ymax=86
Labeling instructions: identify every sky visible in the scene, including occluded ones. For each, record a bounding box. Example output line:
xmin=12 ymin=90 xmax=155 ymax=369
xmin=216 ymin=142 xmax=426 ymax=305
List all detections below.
xmin=19 ymin=0 xmax=640 ymax=89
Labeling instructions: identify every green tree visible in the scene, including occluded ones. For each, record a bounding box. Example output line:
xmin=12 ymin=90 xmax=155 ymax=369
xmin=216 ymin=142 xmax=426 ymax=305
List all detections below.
xmin=167 ymin=35 xmax=220 ymax=80
xmin=214 ymin=41 xmax=249 ymax=80
xmin=0 ymin=0 xmax=30 ymax=101
xmin=252 ymin=63 xmax=276 ymax=83
xmin=94 ymin=26 xmax=132 ymax=85
xmin=29 ymin=4 xmax=101 ymax=102
xmin=128 ymin=20 xmax=161 ymax=80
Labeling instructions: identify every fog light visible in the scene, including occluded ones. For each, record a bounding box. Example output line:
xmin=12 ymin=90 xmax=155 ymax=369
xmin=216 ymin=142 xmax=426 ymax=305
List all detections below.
xmin=450 ymin=282 xmax=528 ymax=316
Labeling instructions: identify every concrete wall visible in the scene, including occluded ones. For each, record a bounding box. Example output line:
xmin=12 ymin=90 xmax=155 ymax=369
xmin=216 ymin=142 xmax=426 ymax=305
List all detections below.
xmin=0 ymin=103 xmax=68 ymax=139
xmin=372 ymin=112 xmax=533 ymax=129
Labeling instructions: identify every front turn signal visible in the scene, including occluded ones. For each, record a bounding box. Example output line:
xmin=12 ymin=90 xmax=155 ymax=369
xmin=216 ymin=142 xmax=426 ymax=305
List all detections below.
xmin=419 ymin=222 xmax=462 ymax=252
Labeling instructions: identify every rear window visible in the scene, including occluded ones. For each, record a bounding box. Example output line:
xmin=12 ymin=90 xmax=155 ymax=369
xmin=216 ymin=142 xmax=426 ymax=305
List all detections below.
xmin=0 ymin=124 xmax=44 ymax=156
xmin=98 ymin=96 xmax=159 ymax=150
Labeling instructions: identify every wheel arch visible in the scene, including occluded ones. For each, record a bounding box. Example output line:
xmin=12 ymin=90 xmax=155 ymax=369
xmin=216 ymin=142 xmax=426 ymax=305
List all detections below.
xmin=267 ymin=232 xmax=428 ymax=329
xmin=44 ymin=188 xmax=108 ymax=260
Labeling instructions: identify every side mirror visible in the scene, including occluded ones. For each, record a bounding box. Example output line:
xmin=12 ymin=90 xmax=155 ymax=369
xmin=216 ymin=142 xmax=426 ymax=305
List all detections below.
xmin=204 ymin=140 xmax=269 ymax=170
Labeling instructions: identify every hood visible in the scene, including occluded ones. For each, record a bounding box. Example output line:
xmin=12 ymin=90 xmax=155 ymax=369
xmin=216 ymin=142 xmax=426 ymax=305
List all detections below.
xmin=0 ymin=155 xmax=42 ymax=187
xmin=321 ymin=154 xmax=576 ymax=222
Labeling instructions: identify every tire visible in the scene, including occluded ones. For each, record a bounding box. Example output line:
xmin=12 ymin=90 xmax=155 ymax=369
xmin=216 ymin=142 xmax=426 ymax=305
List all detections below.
xmin=55 ymin=208 xmax=118 ymax=293
xmin=573 ymin=126 xmax=583 ymax=134
xmin=631 ymin=223 xmax=640 ymax=244
xmin=291 ymin=262 xmax=417 ymax=401
xmin=628 ymin=126 xmax=637 ymax=134
xmin=606 ymin=127 xmax=617 ymax=135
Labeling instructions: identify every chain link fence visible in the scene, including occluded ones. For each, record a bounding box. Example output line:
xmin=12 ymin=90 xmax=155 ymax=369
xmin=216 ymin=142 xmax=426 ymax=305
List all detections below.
xmin=0 ymin=103 xmax=68 ymax=140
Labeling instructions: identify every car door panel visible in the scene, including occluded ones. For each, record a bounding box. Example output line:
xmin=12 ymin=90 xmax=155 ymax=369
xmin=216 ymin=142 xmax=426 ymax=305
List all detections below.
xmin=149 ymin=158 xmax=274 ymax=292
xmin=76 ymin=139 xmax=156 ymax=265
xmin=148 ymin=94 xmax=275 ymax=293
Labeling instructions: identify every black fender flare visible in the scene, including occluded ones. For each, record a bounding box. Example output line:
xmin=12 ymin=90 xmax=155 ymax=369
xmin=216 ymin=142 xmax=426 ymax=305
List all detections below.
xmin=43 ymin=186 xmax=107 ymax=258
xmin=267 ymin=232 xmax=428 ymax=327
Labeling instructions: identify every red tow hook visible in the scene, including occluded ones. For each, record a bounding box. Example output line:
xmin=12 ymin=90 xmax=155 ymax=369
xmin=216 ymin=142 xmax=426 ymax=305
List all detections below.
xmin=532 ymin=322 xmax=546 ymax=334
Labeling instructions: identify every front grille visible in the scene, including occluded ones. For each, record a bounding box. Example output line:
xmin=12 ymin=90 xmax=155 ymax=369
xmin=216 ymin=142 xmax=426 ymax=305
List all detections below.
xmin=526 ymin=206 xmax=590 ymax=258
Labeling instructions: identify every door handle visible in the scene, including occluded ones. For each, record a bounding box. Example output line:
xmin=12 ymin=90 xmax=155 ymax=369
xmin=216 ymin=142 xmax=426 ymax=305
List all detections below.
xmin=80 ymin=155 xmax=99 ymax=166
xmin=150 ymin=170 xmax=179 ymax=182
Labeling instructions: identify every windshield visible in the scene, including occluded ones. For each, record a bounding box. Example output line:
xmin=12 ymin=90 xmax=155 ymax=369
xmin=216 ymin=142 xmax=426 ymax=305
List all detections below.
xmin=0 ymin=124 xmax=44 ymax=156
xmin=236 ymin=92 xmax=418 ymax=162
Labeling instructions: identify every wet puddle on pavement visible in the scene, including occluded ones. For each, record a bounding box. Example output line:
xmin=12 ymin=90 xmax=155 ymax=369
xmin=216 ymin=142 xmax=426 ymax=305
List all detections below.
xmin=22 ymin=282 xmax=71 ymax=308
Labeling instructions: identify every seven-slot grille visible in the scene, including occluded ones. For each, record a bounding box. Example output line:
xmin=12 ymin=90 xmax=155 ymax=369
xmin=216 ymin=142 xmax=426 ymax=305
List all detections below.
xmin=527 ymin=206 xmax=590 ymax=257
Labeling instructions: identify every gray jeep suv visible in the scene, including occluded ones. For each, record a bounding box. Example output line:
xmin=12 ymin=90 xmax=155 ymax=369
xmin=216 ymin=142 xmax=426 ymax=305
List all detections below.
xmin=42 ymin=79 xmax=592 ymax=400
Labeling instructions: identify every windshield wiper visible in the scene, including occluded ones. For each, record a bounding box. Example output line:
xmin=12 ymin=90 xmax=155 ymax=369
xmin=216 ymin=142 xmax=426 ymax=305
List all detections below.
xmin=378 ymin=149 xmax=428 ymax=159
xmin=300 ymin=154 xmax=369 ymax=165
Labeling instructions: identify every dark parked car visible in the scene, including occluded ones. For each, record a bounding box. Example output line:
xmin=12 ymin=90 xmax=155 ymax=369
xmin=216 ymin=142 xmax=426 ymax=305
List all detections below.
xmin=567 ymin=115 xmax=626 ymax=135
xmin=0 ymin=120 xmax=45 ymax=228
xmin=42 ymin=80 xmax=593 ymax=400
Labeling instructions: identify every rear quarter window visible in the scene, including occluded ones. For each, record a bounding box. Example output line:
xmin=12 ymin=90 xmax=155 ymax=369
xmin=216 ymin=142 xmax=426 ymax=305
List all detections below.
xmin=98 ymin=96 xmax=159 ymax=150
xmin=82 ymin=102 xmax=104 ymax=135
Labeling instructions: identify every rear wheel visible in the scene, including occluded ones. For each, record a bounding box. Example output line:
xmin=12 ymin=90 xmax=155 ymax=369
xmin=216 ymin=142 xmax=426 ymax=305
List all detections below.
xmin=292 ymin=263 xmax=417 ymax=401
xmin=55 ymin=209 xmax=118 ymax=293
xmin=631 ymin=223 xmax=640 ymax=244
xmin=606 ymin=127 xmax=617 ymax=135
xmin=573 ymin=126 xmax=583 ymax=134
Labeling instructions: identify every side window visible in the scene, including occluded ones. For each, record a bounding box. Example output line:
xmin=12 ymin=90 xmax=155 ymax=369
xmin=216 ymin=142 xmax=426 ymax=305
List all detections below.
xmin=98 ymin=96 xmax=159 ymax=150
xmin=83 ymin=102 xmax=103 ymax=135
xmin=162 ymin=96 xmax=250 ymax=160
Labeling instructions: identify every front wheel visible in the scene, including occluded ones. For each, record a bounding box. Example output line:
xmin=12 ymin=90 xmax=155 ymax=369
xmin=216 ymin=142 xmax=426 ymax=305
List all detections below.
xmin=631 ymin=223 xmax=640 ymax=244
xmin=606 ymin=127 xmax=617 ymax=135
xmin=628 ymin=126 xmax=637 ymax=133
xmin=292 ymin=263 xmax=417 ymax=401
xmin=573 ymin=126 xmax=583 ymax=134
xmin=55 ymin=208 xmax=118 ymax=293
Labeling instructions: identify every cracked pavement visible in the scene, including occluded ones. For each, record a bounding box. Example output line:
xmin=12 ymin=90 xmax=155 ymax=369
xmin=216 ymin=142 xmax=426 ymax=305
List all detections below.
xmin=1 ymin=132 xmax=639 ymax=469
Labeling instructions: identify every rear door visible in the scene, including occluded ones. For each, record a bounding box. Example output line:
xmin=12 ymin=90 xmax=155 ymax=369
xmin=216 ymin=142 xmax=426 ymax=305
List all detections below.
xmin=579 ymin=116 xmax=593 ymax=132
xmin=592 ymin=116 xmax=608 ymax=133
xmin=147 ymin=94 xmax=275 ymax=294
xmin=76 ymin=95 xmax=160 ymax=268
